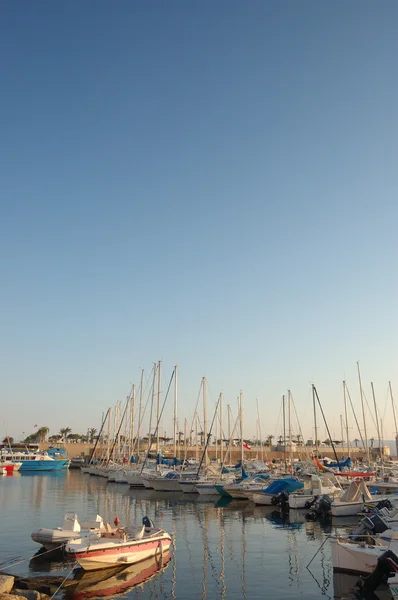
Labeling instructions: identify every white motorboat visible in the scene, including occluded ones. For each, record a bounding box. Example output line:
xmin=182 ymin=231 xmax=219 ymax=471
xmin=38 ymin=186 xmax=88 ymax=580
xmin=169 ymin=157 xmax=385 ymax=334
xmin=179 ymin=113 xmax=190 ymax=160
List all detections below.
xmin=31 ymin=513 xmax=106 ymax=550
xmin=252 ymin=477 xmax=304 ymax=506
xmin=288 ymin=474 xmax=342 ymax=509
xmin=223 ymin=475 xmax=270 ymax=500
xmin=66 ymin=516 xmax=172 ymax=571
xmin=330 ymin=537 xmax=389 ymax=574
xmin=330 ymin=479 xmax=373 ymax=517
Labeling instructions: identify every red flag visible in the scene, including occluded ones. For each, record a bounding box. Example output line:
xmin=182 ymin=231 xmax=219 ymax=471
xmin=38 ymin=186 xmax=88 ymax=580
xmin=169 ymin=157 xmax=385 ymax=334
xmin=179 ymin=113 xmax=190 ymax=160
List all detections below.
xmin=243 ymin=442 xmax=251 ymax=450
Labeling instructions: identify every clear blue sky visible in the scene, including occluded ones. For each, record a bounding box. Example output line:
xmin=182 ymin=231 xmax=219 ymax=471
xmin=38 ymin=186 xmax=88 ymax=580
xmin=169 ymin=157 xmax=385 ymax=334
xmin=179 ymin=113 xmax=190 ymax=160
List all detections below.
xmin=1 ymin=1 xmax=397 ymax=444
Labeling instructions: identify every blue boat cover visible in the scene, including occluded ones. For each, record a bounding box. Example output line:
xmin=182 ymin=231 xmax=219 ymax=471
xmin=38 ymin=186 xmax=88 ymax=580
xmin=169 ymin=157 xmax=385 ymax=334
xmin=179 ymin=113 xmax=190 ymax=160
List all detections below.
xmin=327 ymin=457 xmax=352 ymax=468
xmin=263 ymin=478 xmax=304 ymax=495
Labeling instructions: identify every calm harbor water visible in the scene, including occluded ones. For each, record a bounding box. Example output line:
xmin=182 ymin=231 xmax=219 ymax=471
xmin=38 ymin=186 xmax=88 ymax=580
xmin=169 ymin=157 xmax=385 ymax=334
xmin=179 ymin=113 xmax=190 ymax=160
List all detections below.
xmin=0 ymin=470 xmax=387 ymax=599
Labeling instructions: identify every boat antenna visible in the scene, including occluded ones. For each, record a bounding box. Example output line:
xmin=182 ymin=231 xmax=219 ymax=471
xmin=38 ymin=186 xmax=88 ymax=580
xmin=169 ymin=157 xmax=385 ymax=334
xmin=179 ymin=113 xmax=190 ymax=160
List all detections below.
xmin=312 ymin=385 xmax=340 ymax=468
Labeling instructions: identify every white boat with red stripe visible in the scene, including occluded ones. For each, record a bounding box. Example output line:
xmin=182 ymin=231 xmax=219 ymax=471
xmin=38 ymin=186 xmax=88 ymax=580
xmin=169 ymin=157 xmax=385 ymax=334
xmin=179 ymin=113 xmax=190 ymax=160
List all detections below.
xmin=66 ymin=517 xmax=172 ymax=571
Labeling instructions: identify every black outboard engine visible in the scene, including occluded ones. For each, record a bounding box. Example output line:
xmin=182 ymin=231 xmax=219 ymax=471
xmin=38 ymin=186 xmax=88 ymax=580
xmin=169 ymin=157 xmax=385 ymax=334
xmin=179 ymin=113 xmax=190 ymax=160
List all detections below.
xmin=363 ymin=499 xmax=393 ymax=514
xmin=355 ymin=550 xmax=398 ymax=595
xmin=304 ymin=495 xmax=319 ymax=509
xmin=271 ymin=490 xmax=289 ymax=511
xmin=305 ymin=495 xmax=332 ymax=521
xmin=350 ymin=513 xmax=389 ymax=541
xmin=317 ymin=495 xmax=332 ymax=517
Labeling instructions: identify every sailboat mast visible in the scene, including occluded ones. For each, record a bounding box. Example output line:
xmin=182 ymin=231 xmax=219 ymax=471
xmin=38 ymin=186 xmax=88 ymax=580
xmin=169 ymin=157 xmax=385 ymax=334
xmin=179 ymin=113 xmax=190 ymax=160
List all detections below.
xmin=148 ymin=363 xmax=157 ymax=463
xmin=357 ymin=362 xmax=370 ymax=463
xmin=130 ymin=384 xmax=135 ymax=460
xmin=340 ymin=415 xmax=344 ymax=449
xmin=282 ymin=395 xmax=287 ymax=470
xmin=288 ymin=390 xmax=292 ymax=467
xmin=389 ymin=382 xmax=398 ymax=458
xmin=156 ymin=360 xmax=161 ymax=455
xmin=220 ymin=392 xmax=223 ymax=464
xmin=203 ymin=377 xmax=207 ymax=464
xmin=256 ymin=398 xmax=263 ymax=463
xmin=312 ymin=386 xmax=319 ymax=458
xmin=371 ymin=382 xmax=382 ymax=460
xmin=106 ymin=407 xmax=112 ymax=463
xmin=173 ymin=365 xmax=178 ymax=460
xmin=343 ymin=381 xmax=350 ymax=457
xmin=195 ymin=413 xmax=198 ymax=462
xmin=239 ymin=392 xmax=244 ymax=466
xmin=137 ymin=369 xmax=144 ymax=459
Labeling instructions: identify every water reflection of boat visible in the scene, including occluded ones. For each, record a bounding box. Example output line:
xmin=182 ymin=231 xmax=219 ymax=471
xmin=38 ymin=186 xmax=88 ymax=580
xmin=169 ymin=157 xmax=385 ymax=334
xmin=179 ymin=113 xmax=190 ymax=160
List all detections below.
xmin=29 ymin=548 xmax=76 ymax=573
xmin=68 ymin=552 xmax=171 ymax=600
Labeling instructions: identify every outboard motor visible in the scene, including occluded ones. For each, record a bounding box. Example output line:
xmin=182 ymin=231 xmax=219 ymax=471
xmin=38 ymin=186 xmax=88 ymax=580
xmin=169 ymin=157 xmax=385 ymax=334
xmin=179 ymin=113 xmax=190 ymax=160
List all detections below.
xmin=304 ymin=495 xmax=319 ymax=509
xmin=355 ymin=550 xmax=398 ymax=595
xmin=271 ymin=490 xmax=289 ymax=511
xmin=350 ymin=513 xmax=390 ymax=541
xmin=305 ymin=495 xmax=332 ymax=521
xmin=142 ymin=516 xmax=155 ymax=533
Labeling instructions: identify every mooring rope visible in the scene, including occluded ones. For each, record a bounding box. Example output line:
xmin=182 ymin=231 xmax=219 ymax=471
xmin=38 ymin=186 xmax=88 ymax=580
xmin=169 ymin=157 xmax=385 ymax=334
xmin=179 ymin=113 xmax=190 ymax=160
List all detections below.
xmin=0 ymin=544 xmax=65 ymax=570
xmin=49 ymin=562 xmax=78 ymax=599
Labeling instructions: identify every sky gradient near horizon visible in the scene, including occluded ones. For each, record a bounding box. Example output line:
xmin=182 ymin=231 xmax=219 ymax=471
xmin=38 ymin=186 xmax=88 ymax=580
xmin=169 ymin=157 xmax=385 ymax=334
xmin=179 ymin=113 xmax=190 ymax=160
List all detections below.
xmin=1 ymin=1 xmax=397 ymax=444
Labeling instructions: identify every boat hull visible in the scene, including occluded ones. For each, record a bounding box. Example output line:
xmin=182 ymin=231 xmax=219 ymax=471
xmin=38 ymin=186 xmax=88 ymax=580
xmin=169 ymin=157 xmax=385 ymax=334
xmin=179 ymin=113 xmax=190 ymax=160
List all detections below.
xmin=252 ymin=493 xmax=274 ymax=506
xmin=330 ymin=501 xmax=364 ymax=517
xmin=330 ymin=538 xmax=387 ymax=574
xmin=196 ymin=484 xmax=218 ymax=495
xmin=68 ymin=536 xmax=171 ymax=571
xmin=150 ymin=478 xmax=182 ymax=492
xmin=178 ymin=481 xmax=199 ymax=493
xmin=19 ymin=459 xmax=70 ymax=471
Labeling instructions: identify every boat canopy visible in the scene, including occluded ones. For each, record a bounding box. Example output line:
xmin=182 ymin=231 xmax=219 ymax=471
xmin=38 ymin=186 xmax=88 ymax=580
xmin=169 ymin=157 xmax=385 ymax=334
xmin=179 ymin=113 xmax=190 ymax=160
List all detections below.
xmin=339 ymin=479 xmax=372 ymax=503
xmin=263 ymin=478 xmax=304 ymax=495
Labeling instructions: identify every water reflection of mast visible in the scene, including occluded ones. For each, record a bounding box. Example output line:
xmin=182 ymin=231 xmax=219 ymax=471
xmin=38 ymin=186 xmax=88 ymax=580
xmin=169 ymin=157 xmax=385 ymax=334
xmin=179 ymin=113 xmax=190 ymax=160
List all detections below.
xmin=220 ymin=514 xmax=226 ymax=600
xmin=202 ymin=507 xmax=208 ymax=600
xmin=241 ymin=515 xmax=247 ymax=600
xmin=171 ymin=507 xmax=177 ymax=600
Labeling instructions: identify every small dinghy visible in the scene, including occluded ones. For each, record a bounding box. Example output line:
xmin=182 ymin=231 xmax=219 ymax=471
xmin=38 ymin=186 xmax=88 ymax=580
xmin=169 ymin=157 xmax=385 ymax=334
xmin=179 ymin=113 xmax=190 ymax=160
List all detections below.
xmin=66 ymin=516 xmax=172 ymax=571
xmin=31 ymin=513 xmax=105 ymax=550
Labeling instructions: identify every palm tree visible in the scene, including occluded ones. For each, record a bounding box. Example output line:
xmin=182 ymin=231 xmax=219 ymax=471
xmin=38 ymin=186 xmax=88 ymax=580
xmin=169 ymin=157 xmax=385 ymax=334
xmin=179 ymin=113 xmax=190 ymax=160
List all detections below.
xmin=266 ymin=434 xmax=274 ymax=448
xmin=37 ymin=426 xmax=49 ymax=442
xmin=59 ymin=427 xmax=72 ymax=441
xmin=88 ymin=428 xmax=97 ymax=443
xmin=2 ymin=436 xmax=14 ymax=444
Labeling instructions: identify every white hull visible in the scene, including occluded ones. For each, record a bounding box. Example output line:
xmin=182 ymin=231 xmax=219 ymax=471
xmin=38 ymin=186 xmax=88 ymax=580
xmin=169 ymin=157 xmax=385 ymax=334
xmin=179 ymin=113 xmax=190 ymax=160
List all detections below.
xmin=330 ymin=501 xmax=364 ymax=517
xmin=252 ymin=493 xmax=274 ymax=506
xmin=74 ymin=541 xmax=171 ymax=571
xmin=196 ymin=484 xmax=218 ymax=495
xmin=150 ymin=478 xmax=182 ymax=492
xmin=113 ymin=471 xmax=129 ymax=484
xmin=330 ymin=538 xmax=387 ymax=574
xmin=67 ymin=533 xmax=171 ymax=571
xmin=178 ymin=481 xmax=199 ymax=493
xmin=126 ymin=472 xmax=145 ymax=487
